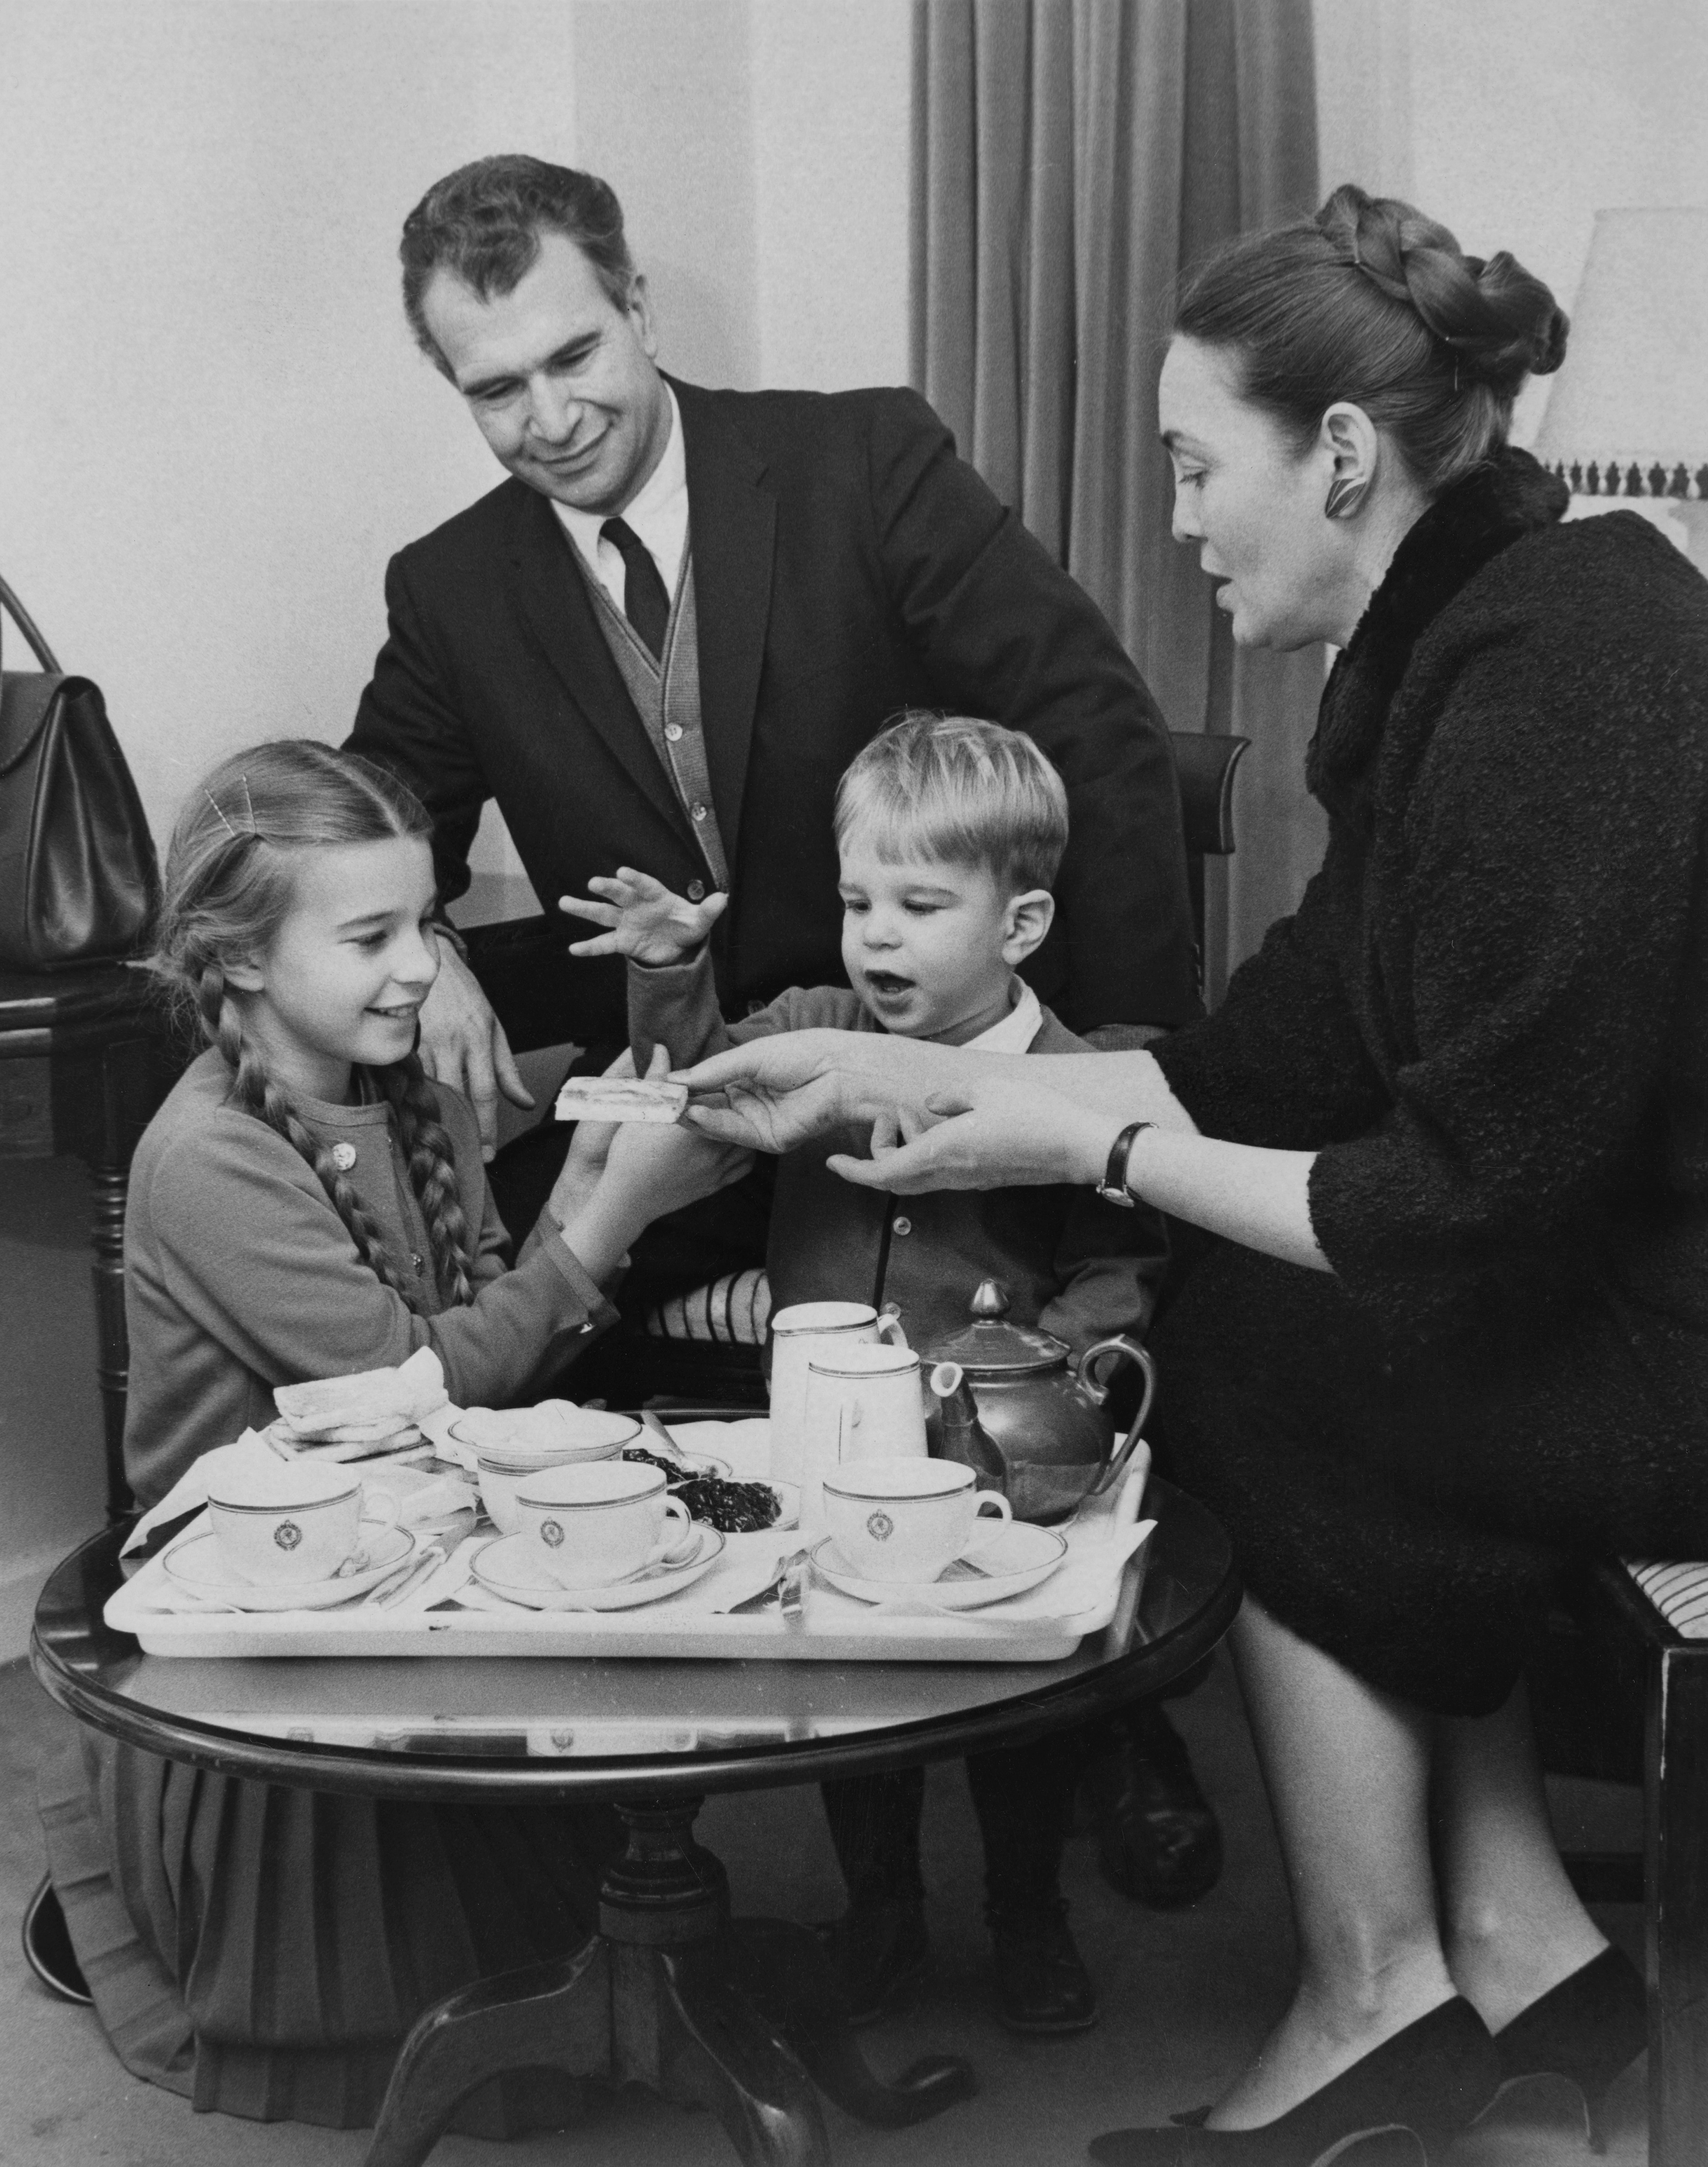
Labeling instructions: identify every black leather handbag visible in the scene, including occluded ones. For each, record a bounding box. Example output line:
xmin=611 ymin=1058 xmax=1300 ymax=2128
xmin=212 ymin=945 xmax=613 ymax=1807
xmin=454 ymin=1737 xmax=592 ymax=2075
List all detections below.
xmin=0 ymin=574 xmax=159 ymax=970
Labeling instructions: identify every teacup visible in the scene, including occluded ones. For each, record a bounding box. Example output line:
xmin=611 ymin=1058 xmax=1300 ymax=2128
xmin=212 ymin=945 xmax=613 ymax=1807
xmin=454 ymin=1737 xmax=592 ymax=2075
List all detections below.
xmin=768 ymin=1301 xmax=908 ymax=1486
xmin=820 ymin=1457 xmax=1012 ymax=1584
xmin=454 ymin=1406 xmax=640 ymax=1533
xmin=206 ymin=1461 xmax=401 ymax=1585
xmin=513 ymin=1461 xmax=698 ymax=1588
xmin=474 ymin=1442 xmax=631 ymax=1535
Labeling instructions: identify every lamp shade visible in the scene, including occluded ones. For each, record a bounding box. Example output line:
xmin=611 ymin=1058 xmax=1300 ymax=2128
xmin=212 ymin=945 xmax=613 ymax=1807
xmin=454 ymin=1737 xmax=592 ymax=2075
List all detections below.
xmin=1533 ymin=207 xmax=1708 ymax=501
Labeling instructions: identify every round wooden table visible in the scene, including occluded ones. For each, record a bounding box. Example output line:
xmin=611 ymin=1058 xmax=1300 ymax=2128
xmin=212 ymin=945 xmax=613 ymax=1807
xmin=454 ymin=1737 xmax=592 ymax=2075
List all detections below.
xmin=32 ymin=1482 xmax=1239 ymax=2167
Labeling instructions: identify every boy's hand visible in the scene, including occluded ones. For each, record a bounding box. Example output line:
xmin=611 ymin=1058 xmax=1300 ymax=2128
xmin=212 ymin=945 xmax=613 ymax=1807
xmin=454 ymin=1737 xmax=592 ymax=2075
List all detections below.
xmin=559 ymin=868 xmax=727 ymax=966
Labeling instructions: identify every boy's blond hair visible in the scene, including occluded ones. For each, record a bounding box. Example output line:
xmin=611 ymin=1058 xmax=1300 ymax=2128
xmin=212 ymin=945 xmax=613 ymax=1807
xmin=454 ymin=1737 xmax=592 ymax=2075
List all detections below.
xmin=833 ymin=712 xmax=1069 ymax=894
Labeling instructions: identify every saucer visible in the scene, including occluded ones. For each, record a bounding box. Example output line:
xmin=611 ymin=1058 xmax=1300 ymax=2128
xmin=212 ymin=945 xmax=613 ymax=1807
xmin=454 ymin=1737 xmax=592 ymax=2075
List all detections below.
xmin=808 ymin=1523 xmax=1068 ymax=1609
xmin=468 ymin=1525 xmax=725 ymax=1611
xmin=163 ymin=1525 xmax=416 ymax=1610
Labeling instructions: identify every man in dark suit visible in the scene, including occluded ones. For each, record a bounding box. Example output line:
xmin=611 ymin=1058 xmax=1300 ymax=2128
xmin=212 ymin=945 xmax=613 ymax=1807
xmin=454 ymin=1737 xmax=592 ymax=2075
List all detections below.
xmin=347 ymin=156 xmax=1198 ymax=1161
xmin=345 ymin=157 xmax=1220 ymax=1958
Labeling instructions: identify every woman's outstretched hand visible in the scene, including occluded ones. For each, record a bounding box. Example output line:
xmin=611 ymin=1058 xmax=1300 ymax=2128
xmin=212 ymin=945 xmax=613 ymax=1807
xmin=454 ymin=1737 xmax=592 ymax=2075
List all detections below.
xmin=829 ymin=1072 xmax=1115 ymax=1194
xmin=676 ymin=1031 xmax=958 ymax=1155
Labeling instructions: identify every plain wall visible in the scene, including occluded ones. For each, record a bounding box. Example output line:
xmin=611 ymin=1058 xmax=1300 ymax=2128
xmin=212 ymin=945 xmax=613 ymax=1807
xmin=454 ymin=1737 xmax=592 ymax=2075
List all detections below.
xmin=0 ymin=0 xmax=583 ymax=880
xmin=1315 ymin=0 xmax=1708 ymax=445
xmin=574 ymin=0 xmax=761 ymax=395
xmin=751 ymin=0 xmax=913 ymax=391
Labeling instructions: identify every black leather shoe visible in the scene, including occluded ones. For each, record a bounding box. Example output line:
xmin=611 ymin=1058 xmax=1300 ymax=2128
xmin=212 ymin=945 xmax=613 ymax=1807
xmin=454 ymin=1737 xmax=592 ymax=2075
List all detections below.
xmin=1081 ymin=1705 xmax=1223 ymax=1909
xmin=1088 ymin=1996 xmax=1501 ymax=2164
xmin=1487 ymin=1945 xmax=1647 ymax=2152
xmin=988 ymin=1901 xmax=1099 ymax=2035
xmin=812 ymin=1896 xmax=929 ymax=2027
xmin=22 ymin=1875 xmax=92 ymax=2006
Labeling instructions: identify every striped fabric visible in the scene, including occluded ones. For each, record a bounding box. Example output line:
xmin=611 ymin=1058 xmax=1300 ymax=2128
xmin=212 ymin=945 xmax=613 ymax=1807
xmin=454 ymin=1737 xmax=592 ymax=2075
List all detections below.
xmin=1625 ymin=1560 xmax=1708 ymax=1638
xmin=642 ymin=1268 xmax=772 ymax=1346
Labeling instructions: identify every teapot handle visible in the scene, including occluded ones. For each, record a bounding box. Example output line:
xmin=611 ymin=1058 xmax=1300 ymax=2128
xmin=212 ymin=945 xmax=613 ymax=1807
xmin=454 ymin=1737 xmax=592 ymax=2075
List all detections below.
xmin=1076 ymin=1335 xmax=1157 ymax=1497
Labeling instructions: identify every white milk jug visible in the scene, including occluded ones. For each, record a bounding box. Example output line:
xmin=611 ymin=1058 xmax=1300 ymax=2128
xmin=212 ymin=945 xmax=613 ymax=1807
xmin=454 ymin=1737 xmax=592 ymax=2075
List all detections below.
xmin=767 ymin=1300 xmax=907 ymax=1485
xmin=800 ymin=1341 xmax=928 ymax=1531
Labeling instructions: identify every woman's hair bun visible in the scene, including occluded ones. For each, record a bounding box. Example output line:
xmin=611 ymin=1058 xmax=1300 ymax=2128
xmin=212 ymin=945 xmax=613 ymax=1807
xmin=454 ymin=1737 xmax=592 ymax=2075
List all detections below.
xmin=1316 ymin=183 xmax=1569 ymax=394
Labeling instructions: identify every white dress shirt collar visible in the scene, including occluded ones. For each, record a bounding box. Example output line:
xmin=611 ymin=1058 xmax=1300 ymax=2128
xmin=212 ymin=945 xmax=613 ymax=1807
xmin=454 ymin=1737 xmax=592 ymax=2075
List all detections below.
xmin=553 ymin=383 xmax=689 ymax=607
xmin=962 ymin=978 xmax=1044 ymax=1054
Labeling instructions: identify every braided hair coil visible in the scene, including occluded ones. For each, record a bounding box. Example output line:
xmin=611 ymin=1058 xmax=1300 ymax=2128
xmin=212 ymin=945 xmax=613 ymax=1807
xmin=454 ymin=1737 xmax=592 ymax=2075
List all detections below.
xmin=1318 ymin=185 xmax=1568 ymax=396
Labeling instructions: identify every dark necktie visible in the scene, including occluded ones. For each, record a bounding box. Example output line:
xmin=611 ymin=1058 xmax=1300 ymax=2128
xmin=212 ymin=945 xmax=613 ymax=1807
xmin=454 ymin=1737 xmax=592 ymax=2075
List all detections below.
xmin=599 ymin=516 xmax=670 ymax=662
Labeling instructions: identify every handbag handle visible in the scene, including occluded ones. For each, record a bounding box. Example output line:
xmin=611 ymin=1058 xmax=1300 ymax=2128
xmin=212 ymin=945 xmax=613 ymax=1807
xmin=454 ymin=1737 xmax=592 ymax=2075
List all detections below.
xmin=0 ymin=573 xmax=63 ymax=674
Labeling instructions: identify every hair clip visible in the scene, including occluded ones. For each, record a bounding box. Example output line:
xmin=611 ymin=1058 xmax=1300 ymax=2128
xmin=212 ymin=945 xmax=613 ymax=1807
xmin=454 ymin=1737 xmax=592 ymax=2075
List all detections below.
xmin=203 ymin=787 xmax=241 ymax=839
xmin=241 ymin=774 xmax=257 ymax=832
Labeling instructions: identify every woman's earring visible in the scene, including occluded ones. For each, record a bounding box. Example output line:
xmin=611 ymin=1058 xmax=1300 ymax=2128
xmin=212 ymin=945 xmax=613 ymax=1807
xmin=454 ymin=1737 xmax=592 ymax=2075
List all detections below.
xmin=1324 ymin=474 xmax=1369 ymax=520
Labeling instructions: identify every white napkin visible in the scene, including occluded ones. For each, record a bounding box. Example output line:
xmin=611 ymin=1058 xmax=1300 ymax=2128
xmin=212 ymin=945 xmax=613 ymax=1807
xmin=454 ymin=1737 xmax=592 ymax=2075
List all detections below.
xmin=122 ymin=1430 xmax=476 ymax=1556
xmin=273 ymin=1345 xmax=447 ymax=1432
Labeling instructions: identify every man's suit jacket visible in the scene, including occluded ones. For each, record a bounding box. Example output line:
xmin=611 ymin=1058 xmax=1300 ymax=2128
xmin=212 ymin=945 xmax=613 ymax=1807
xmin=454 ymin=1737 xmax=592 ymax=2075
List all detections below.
xmin=347 ymin=378 xmax=1198 ymax=1047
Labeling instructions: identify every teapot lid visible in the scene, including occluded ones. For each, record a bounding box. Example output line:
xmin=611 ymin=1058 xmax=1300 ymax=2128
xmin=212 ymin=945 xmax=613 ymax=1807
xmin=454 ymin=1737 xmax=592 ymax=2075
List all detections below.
xmin=929 ymin=1280 xmax=1070 ymax=1377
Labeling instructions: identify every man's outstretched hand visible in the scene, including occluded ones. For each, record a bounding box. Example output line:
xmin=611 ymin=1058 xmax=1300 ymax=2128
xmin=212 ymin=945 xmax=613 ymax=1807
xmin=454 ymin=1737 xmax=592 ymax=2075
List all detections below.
xmin=417 ymin=936 xmax=533 ymax=1161
xmin=559 ymin=867 xmax=727 ymax=967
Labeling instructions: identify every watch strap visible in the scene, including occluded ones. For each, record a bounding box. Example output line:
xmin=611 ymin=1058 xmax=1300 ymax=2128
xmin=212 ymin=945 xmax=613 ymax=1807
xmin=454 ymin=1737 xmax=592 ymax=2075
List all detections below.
xmin=1096 ymin=1120 xmax=1152 ymax=1207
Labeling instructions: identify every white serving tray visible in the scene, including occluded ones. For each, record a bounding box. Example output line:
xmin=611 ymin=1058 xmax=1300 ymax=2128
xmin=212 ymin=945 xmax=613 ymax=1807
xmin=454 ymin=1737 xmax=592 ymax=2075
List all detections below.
xmin=107 ymin=1446 xmax=1153 ymax=1666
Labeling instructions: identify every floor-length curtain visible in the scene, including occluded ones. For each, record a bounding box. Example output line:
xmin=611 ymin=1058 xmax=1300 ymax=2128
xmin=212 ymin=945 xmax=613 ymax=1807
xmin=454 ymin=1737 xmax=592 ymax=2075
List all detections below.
xmin=913 ymin=0 xmax=1325 ymax=1002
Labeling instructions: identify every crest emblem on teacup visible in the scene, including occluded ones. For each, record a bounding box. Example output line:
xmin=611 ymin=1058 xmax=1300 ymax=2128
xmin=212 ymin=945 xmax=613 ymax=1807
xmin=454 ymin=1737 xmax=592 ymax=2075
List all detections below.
xmin=541 ymin=1520 xmax=565 ymax=1547
xmin=274 ymin=1520 xmax=303 ymax=1550
xmin=866 ymin=1511 xmax=895 ymax=1541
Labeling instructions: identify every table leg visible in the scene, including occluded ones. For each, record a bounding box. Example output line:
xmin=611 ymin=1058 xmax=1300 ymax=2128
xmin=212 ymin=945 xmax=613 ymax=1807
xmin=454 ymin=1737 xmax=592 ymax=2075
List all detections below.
xmin=364 ymin=1939 xmax=607 ymax=2167
xmin=363 ymin=1795 xmax=973 ymax=2167
xmin=729 ymin=1918 xmax=977 ymax=2126
xmin=655 ymin=1939 xmax=829 ymax=2166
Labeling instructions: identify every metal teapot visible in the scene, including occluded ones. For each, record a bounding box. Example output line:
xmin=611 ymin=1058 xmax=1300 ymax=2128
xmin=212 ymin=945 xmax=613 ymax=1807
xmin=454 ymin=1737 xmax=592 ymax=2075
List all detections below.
xmin=923 ymin=1281 xmax=1155 ymax=1525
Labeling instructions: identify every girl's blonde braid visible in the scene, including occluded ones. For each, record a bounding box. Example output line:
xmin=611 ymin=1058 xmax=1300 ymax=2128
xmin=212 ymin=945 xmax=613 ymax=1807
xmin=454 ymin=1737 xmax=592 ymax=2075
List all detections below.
xmin=198 ymin=961 xmax=426 ymax=1310
xmin=384 ymin=1057 xmax=477 ymax=1306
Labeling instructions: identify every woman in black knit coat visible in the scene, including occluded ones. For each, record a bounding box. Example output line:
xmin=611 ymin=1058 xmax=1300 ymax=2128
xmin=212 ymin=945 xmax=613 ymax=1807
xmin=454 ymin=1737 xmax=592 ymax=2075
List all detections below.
xmin=682 ymin=186 xmax=1708 ymax=2164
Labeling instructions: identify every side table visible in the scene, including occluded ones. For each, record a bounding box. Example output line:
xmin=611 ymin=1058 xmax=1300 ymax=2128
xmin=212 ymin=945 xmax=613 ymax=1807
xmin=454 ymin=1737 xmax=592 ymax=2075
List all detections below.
xmin=0 ymin=962 xmax=178 ymax=1520
xmin=35 ymin=1484 xmax=1240 ymax=2166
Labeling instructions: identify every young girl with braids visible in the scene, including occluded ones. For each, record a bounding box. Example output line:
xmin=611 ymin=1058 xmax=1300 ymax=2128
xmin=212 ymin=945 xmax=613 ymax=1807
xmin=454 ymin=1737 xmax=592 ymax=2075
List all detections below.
xmin=36 ymin=739 xmax=750 ymax=2135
